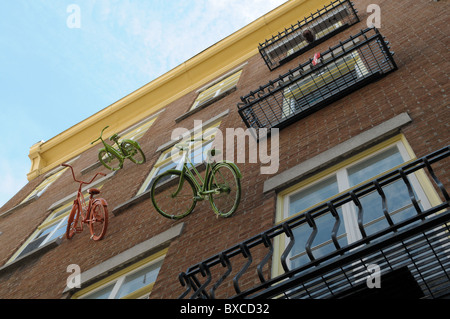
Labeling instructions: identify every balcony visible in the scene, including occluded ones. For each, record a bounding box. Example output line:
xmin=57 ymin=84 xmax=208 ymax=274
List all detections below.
xmin=259 ymin=0 xmax=360 ymax=70
xmin=178 ymin=146 xmax=450 ymax=299
xmin=239 ymin=28 xmax=397 ymax=136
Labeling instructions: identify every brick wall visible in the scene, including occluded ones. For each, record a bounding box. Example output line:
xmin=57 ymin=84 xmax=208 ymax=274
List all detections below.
xmin=0 ymin=0 xmax=448 ymax=298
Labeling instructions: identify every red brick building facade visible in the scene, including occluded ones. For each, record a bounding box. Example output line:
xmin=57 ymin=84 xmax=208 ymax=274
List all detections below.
xmin=0 ymin=0 xmax=448 ymax=299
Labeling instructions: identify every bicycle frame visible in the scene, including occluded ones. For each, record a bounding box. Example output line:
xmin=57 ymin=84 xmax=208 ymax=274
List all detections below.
xmin=92 ymin=126 xmax=146 ymax=169
xmin=172 ymin=142 xmax=241 ymax=200
xmin=92 ymin=126 xmax=124 ymax=160
xmin=63 ymin=164 xmax=106 ymax=224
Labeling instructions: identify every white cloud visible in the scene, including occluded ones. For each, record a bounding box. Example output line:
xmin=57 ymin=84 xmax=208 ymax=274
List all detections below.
xmin=0 ymin=0 xmax=288 ymax=208
xmin=79 ymin=0 xmax=288 ymax=81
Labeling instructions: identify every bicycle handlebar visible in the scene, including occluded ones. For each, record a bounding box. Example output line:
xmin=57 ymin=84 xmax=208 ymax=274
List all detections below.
xmin=61 ymin=163 xmax=106 ymax=186
xmin=91 ymin=126 xmax=110 ymax=145
xmin=175 ymin=138 xmax=205 ymax=150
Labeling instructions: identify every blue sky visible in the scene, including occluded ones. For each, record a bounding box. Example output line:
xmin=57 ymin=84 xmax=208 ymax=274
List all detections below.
xmin=0 ymin=0 xmax=287 ymax=207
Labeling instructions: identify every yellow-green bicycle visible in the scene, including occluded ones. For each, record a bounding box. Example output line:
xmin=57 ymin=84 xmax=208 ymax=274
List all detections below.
xmin=151 ymin=140 xmax=242 ymax=219
xmin=92 ymin=126 xmax=146 ymax=171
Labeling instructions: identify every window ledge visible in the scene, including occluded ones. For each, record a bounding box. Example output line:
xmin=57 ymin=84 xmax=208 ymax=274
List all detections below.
xmin=157 ymin=109 xmax=229 ymax=153
xmin=112 ymin=163 xmax=207 ymax=216
xmin=63 ymin=222 xmax=185 ymax=294
xmin=175 ymin=87 xmax=236 ymax=123
xmin=0 ymin=195 xmax=38 ymax=219
xmin=263 ymin=112 xmax=412 ymax=193
xmin=0 ymin=237 xmax=62 ymax=276
xmin=112 ymin=190 xmax=150 ymax=216
xmin=81 ymin=161 xmax=103 ymax=175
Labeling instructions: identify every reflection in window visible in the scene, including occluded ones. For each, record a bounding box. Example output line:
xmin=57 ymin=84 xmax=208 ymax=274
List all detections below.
xmin=281 ymin=141 xmax=432 ymax=270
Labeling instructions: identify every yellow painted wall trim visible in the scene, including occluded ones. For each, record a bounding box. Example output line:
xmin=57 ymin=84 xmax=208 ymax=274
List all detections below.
xmin=27 ymin=0 xmax=331 ymax=181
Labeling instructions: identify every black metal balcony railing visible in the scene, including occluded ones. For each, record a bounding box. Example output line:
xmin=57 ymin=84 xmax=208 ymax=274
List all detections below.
xmin=239 ymin=27 xmax=397 ymax=136
xmin=178 ymin=146 xmax=450 ymax=299
xmin=259 ymin=0 xmax=359 ymax=70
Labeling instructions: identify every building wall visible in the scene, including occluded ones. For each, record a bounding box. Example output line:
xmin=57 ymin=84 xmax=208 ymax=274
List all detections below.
xmin=0 ymin=0 xmax=448 ymax=298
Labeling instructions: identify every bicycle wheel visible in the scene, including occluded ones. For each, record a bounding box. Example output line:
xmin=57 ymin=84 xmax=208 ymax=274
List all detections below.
xmin=89 ymin=201 xmax=108 ymax=241
xmin=151 ymin=170 xmax=197 ymax=220
xmin=66 ymin=203 xmax=81 ymax=239
xmin=121 ymin=140 xmax=146 ymax=164
xmin=99 ymin=148 xmax=122 ymax=171
xmin=207 ymin=163 xmax=241 ymax=217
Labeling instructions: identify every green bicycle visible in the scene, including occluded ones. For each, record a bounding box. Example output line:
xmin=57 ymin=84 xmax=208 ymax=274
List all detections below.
xmin=92 ymin=126 xmax=146 ymax=171
xmin=150 ymin=140 xmax=242 ymax=219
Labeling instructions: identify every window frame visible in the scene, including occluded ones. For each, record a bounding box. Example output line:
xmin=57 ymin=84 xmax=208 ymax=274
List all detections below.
xmin=116 ymin=116 xmax=158 ymax=143
xmin=282 ymin=49 xmax=369 ymax=118
xmin=273 ymin=135 xmax=443 ymax=277
xmin=190 ymin=69 xmax=243 ymax=111
xmin=7 ymin=184 xmax=105 ymax=264
xmin=20 ymin=167 xmax=68 ymax=205
xmin=73 ymin=248 xmax=167 ymax=299
xmin=258 ymin=0 xmax=360 ymax=70
xmin=136 ymin=120 xmax=222 ymax=195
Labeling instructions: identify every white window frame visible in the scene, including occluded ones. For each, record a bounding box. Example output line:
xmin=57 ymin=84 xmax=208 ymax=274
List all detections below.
xmin=116 ymin=111 xmax=162 ymax=143
xmin=190 ymin=66 xmax=244 ymax=111
xmin=7 ymin=182 xmax=106 ymax=264
xmin=20 ymin=167 xmax=68 ymax=204
xmin=74 ymin=250 xmax=166 ymax=299
xmin=274 ymin=136 xmax=442 ymax=276
xmin=282 ymin=41 xmax=367 ymax=119
xmin=137 ymin=120 xmax=222 ymax=195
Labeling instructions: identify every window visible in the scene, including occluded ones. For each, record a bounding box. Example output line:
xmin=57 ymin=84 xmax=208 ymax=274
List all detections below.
xmin=116 ymin=115 xmax=157 ymax=143
xmin=191 ymin=70 xmax=242 ymax=110
xmin=73 ymin=249 xmax=166 ymax=299
xmin=258 ymin=0 xmax=359 ymax=70
xmin=276 ymin=138 xmax=436 ymax=272
xmin=137 ymin=121 xmax=221 ymax=195
xmin=20 ymin=167 xmax=68 ymax=204
xmin=282 ymin=50 xmax=369 ymax=118
xmin=8 ymin=185 xmax=104 ymax=264
xmin=238 ymin=28 xmax=397 ymax=133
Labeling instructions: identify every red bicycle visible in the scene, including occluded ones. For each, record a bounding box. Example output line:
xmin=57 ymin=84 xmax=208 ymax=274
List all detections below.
xmin=62 ymin=164 xmax=109 ymax=241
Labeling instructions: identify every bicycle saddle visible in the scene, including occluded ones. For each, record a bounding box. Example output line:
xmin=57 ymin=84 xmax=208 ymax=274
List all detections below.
xmin=207 ymin=149 xmax=221 ymax=157
xmin=88 ymin=188 xmax=101 ymax=195
xmin=109 ymin=134 xmax=119 ymax=141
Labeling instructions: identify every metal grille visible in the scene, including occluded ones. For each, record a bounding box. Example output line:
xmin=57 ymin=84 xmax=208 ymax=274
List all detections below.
xmin=239 ymin=28 xmax=397 ymax=137
xmin=178 ymin=146 xmax=450 ymax=299
xmin=259 ymin=0 xmax=359 ymax=70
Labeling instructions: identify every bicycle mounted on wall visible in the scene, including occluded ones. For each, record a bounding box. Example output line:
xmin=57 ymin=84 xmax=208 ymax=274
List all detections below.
xmin=151 ymin=139 xmax=242 ymax=220
xmin=92 ymin=126 xmax=146 ymax=171
xmin=62 ymin=164 xmax=109 ymax=241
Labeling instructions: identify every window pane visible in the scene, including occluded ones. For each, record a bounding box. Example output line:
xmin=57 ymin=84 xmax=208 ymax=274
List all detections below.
xmin=347 ymin=146 xmax=403 ymax=186
xmin=82 ymin=284 xmax=115 ymax=299
xmin=347 ymin=146 xmax=421 ymax=236
xmin=289 ymin=176 xmax=338 ymax=217
xmin=145 ymin=160 xmax=179 ymax=192
xmin=115 ymin=260 xmax=163 ymax=299
xmin=190 ymin=140 xmax=213 ymax=165
xmin=192 ymin=70 xmax=242 ymax=109
xmin=288 ymin=176 xmax=344 ymax=269
xmin=46 ymin=218 xmax=68 ymax=242
xmin=290 ymin=207 xmax=346 ymax=269
xmin=16 ymin=235 xmax=48 ymax=259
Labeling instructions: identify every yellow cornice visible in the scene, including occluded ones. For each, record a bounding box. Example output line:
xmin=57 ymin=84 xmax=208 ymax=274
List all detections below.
xmin=27 ymin=0 xmax=330 ymax=181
